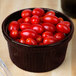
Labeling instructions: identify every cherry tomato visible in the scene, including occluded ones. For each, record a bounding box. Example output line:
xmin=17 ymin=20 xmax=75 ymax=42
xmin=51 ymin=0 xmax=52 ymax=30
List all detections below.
xmin=31 ymin=24 xmax=44 ymax=34
xmin=31 ymin=15 xmax=40 ymax=24
xmin=60 ymin=21 xmax=70 ymax=27
xmin=43 ymin=15 xmax=59 ymax=24
xmin=42 ymin=31 xmax=53 ymax=38
xmin=26 ymin=38 xmax=37 ymax=45
xmin=10 ymin=30 xmax=18 ymax=39
xmin=21 ymin=29 xmax=37 ymax=39
xmin=18 ymin=18 xmax=24 ymax=24
xmin=43 ymin=36 xmax=56 ymax=45
xmin=21 ymin=9 xmax=32 ymax=18
xmin=54 ymin=32 xmax=65 ymax=41
xmin=19 ymin=38 xmax=26 ymax=44
xmin=36 ymin=35 xmax=42 ymax=43
xmin=58 ymin=17 xmax=64 ymax=22
xmin=41 ymin=23 xmax=56 ymax=33
xmin=39 ymin=43 xmax=44 ymax=45
xmin=8 ymin=21 xmax=19 ymax=31
xmin=56 ymin=23 xmax=70 ymax=34
xmin=45 ymin=11 xmax=55 ymax=16
xmin=24 ymin=17 xmax=31 ymax=23
xmin=20 ymin=23 xmax=31 ymax=30
xmin=32 ymin=8 xmax=45 ymax=17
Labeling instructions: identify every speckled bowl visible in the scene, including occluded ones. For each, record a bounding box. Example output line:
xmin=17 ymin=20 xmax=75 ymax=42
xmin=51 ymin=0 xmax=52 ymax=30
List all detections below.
xmin=2 ymin=8 xmax=74 ymax=72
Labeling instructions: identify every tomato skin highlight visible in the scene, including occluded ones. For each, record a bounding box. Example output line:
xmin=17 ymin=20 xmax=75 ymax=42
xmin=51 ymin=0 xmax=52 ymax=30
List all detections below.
xmin=8 ymin=21 xmax=19 ymax=32
xmin=20 ymin=29 xmax=37 ymax=39
xmin=21 ymin=9 xmax=32 ymax=18
xmin=31 ymin=15 xmax=40 ymax=24
xmin=43 ymin=15 xmax=59 ymax=24
xmin=24 ymin=17 xmax=31 ymax=23
xmin=26 ymin=38 xmax=37 ymax=45
xmin=10 ymin=30 xmax=19 ymax=39
xmin=56 ymin=23 xmax=70 ymax=34
xmin=32 ymin=8 xmax=45 ymax=17
xmin=54 ymin=32 xmax=65 ymax=41
xmin=31 ymin=24 xmax=44 ymax=34
xmin=60 ymin=21 xmax=70 ymax=27
xmin=20 ymin=23 xmax=31 ymax=30
xmin=42 ymin=31 xmax=53 ymax=38
xmin=42 ymin=23 xmax=56 ymax=33
xmin=19 ymin=38 xmax=26 ymax=44
xmin=43 ymin=36 xmax=56 ymax=45
xmin=36 ymin=35 xmax=42 ymax=43
xmin=45 ymin=11 xmax=55 ymax=16
xmin=58 ymin=17 xmax=64 ymax=22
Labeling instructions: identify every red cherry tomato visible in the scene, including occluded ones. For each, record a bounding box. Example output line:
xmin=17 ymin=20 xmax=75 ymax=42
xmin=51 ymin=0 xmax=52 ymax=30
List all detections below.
xmin=60 ymin=21 xmax=70 ymax=27
xmin=21 ymin=29 xmax=37 ymax=39
xmin=56 ymin=23 xmax=70 ymax=34
xmin=43 ymin=15 xmax=59 ymax=24
xmin=41 ymin=23 xmax=56 ymax=33
xmin=54 ymin=32 xmax=65 ymax=41
xmin=39 ymin=43 xmax=44 ymax=45
xmin=26 ymin=38 xmax=37 ymax=45
xmin=36 ymin=35 xmax=42 ymax=43
xmin=42 ymin=31 xmax=53 ymax=38
xmin=32 ymin=8 xmax=45 ymax=17
xmin=45 ymin=11 xmax=55 ymax=16
xmin=43 ymin=36 xmax=56 ymax=45
xmin=8 ymin=21 xmax=19 ymax=31
xmin=20 ymin=23 xmax=31 ymax=30
xmin=10 ymin=30 xmax=18 ymax=39
xmin=18 ymin=18 xmax=24 ymax=24
xmin=24 ymin=17 xmax=31 ymax=23
xmin=21 ymin=9 xmax=32 ymax=18
xmin=31 ymin=24 xmax=44 ymax=34
xmin=19 ymin=38 xmax=26 ymax=44
xmin=31 ymin=15 xmax=40 ymax=24
xmin=58 ymin=17 xmax=64 ymax=22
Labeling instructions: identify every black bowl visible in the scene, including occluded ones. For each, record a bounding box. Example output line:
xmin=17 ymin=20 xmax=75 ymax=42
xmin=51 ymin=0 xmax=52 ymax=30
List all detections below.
xmin=2 ymin=8 xmax=74 ymax=72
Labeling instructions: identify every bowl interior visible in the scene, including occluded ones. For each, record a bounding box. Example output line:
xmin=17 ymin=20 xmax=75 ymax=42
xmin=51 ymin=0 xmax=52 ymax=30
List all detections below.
xmin=2 ymin=8 xmax=74 ymax=47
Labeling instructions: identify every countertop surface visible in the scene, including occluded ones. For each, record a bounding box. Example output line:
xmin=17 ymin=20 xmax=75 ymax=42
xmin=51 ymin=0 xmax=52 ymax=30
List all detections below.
xmin=0 ymin=0 xmax=76 ymax=76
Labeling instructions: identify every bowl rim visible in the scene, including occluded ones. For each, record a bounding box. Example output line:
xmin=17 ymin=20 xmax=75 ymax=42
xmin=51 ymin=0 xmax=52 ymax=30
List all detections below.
xmin=2 ymin=8 xmax=74 ymax=48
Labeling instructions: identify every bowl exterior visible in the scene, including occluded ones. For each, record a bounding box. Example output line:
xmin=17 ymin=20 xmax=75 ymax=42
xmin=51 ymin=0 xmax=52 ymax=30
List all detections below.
xmin=7 ymin=40 xmax=68 ymax=72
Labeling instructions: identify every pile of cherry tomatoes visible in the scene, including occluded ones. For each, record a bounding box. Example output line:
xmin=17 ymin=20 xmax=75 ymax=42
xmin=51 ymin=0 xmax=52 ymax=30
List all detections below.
xmin=8 ymin=8 xmax=71 ymax=45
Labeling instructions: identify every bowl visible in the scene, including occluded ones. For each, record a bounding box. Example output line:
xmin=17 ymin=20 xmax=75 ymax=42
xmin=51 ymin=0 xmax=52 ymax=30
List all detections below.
xmin=2 ymin=8 xmax=74 ymax=72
